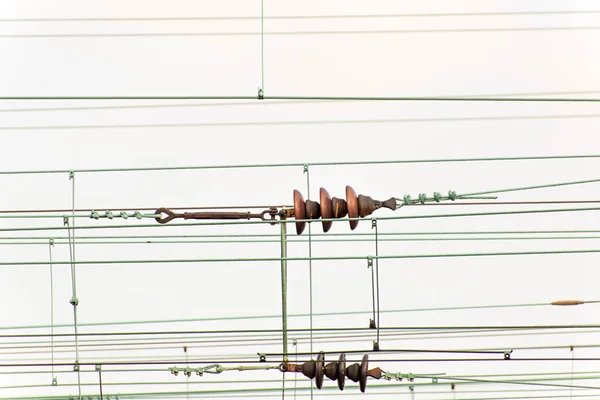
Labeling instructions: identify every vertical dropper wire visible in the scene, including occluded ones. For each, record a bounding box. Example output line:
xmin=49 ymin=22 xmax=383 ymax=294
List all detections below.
xmin=571 ymin=346 xmax=575 ymax=400
xmin=261 ymin=0 xmax=264 ymax=91
xmin=98 ymin=366 xmax=103 ymax=398
xmin=293 ymin=339 xmax=298 ymax=400
xmin=185 ymin=346 xmax=189 ymax=400
xmin=68 ymin=172 xmax=82 ymax=399
xmin=304 ymin=165 xmax=314 ymax=400
xmin=375 ymin=221 xmax=381 ymax=346
xmin=48 ymin=239 xmax=55 ymax=382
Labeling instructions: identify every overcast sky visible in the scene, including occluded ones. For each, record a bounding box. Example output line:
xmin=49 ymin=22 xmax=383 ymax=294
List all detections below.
xmin=0 ymin=1 xmax=599 ymax=399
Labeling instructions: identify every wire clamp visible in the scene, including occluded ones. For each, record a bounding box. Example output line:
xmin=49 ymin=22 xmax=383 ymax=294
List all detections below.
xmin=134 ymin=211 xmax=143 ymax=219
xmin=258 ymin=353 xmax=267 ymax=362
xmin=170 ymin=366 xmax=179 ymax=376
xmin=184 ymin=367 xmax=192 ymax=377
xmin=69 ymin=171 xmax=75 ymax=180
xmin=63 ymin=216 xmax=69 ymax=226
xmin=367 ymin=256 xmax=374 ymax=269
xmin=49 ymin=238 xmax=54 ymax=246
xmin=448 ymin=190 xmax=457 ymax=201
xmin=120 ymin=211 xmax=128 ymax=219
xmin=258 ymin=88 xmax=264 ymax=100
xmin=105 ymin=211 xmax=114 ymax=219
xmin=90 ymin=210 xmax=100 ymax=220
xmin=432 ymin=377 xmax=438 ymax=384
xmin=504 ymin=350 xmax=512 ymax=360
xmin=371 ymin=219 xmax=377 ymax=229
xmin=419 ymin=193 xmax=427 ymax=204
xmin=403 ymin=195 xmax=412 ymax=205
xmin=433 ymin=192 xmax=441 ymax=202
xmin=409 ymin=385 xmax=414 ymax=392
xmin=372 ymin=341 xmax=380 ymax=351
xmin=73 ymin=363 xmax=80 ymax=372
xmin=95 ymin=364 xmax=101 ymax=372
xmin=52 ymin=376 xmax=58 ymax=386
xmin=69 ymin=296 xmax=79 ymax=306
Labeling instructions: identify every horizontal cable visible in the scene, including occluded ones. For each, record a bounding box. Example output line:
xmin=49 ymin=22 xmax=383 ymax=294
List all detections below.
xmin=1 ymin=206 xmax=600 ymax=232
xmin=1 ymin=11 xmax=600 ymax=22
xmin=1 ymin=26 xmax=600 ymax=38
xmin=0 ymin=114 xmax=599 ymax=131
xmin=1 ymin=300 xmax=597 ymax=331
xmin=1 ymin=248 xmax=600 ymax=267
xmin=1 ymin=92 xmax=599 ymax=112
xmin=1 ymin=96 xmax=599 ymax=102
xmin=6 ymin=236 xmax=600 ymax=245
xmin=0 ymin=154 xmax=597 ymax=175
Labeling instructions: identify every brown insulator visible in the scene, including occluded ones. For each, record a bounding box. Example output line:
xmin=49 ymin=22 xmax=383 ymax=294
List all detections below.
xmin=358 ymin=354 xmax=369 ymax=393
xmin=346 ymin=186 xmax=359 ymax=230
xmin=332 ymin=197 xmax=347 ymax=219
xmin=295 ymin=360 xmax=316 ymax=379
xmin=337 ymin=353 xmax=346 ymax=391
xmin=315 ymin=352 xmax=325 ymax=389
xmin=293 ymin=189 xmax=306 ymax=235
xmin=319 ymin=188 xmax=333 ymax=232
xmin=357 ymin=194 xmax=398 ymax=217
xmin=324 ymin=361 xmax=338 ymax=381
xmin=305 ymin=199 xmax=321 ymax=220
xmin=345 ymin=362 xmax=360 ymax=384
xmin=345 ymin=355 xmax=370 ymax=393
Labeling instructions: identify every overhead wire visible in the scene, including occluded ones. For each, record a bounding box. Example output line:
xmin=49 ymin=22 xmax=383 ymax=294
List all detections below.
xmin=1 ymin=10 xmax=600 ymax=22
xmin=1 ymin=26 xmax=600 ymax=38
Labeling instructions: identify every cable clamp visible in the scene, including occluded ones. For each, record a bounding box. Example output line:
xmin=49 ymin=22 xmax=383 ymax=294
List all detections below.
xmin=73 ymin=363 xmax=80 ymax=372
xmin=69 ymin=171 xmax=75 ymax=180
xmin=69 ymin=296 xmax=79 ymax=306
xmin=95 ymin=364 xmax=101 ymax=371
xmin=258 ymin=353 xmax=267 ymax=362
xmin=63 ymin=216 xmax=69 ymax=226
xmin=367 ymin=256 xmax=373 ymax=269
xmin=303 ymin=164 xmax=308 ymax=174
xmin=371 ymin=219 xmax=377 ymax=229
xmin=52 ymin=376 xmax=58 ymax=386
xmin=372 ymin=341 xmax=380 ymax=351
xmin=258 ymin=88 xmax=264 ymax=100
xmin=49 ymin=238 xmax=54 ymax=246
xmin=504 ymin=350 xmax=512 ymax=360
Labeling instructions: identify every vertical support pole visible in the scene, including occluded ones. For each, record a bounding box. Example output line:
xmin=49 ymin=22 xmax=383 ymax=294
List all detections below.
xmin=68 ymin=170 xmax=82 ymax=399
xmin=96 ymin=364 xmax=103 ymax=399
xmin=49 ymin=238 xmax=57 ymax=386
xmin=280 ymin=221 xmax=288 ymax=363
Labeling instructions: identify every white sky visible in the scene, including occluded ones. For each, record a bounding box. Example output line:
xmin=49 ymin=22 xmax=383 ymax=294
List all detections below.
xmin=0 ymin=1 xmax=599 ymax=399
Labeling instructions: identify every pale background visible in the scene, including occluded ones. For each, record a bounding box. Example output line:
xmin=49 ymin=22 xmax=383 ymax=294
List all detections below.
xmin=0 ymin=0 xmax=599 ymax=399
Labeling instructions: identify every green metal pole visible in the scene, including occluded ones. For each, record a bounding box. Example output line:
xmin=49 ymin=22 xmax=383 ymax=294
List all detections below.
xmin=280 ymin=221 xmax=288 ymax=363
